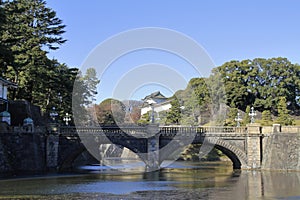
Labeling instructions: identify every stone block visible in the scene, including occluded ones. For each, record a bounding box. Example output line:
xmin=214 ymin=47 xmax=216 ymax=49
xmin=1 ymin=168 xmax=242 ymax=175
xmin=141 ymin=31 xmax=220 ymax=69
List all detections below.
xmin=247 ymin=123 xmax=261 ymax=134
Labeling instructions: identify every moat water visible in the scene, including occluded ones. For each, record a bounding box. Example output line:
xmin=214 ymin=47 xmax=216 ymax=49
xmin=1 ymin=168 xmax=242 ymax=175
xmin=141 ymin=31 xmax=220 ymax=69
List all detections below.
xmin=0 ymin=161 xmax=300 ymax=199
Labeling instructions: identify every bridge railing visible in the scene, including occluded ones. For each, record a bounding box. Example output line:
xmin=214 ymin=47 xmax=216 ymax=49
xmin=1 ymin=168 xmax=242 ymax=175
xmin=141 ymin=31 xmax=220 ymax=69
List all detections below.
xmin=59 ymin=126 xmax=248 ymax=136
xmin=201 ymin=126 xmax=247 ymax=134
xmin=59 ymin=126 xmax=148 ymax=136
xmin=160 ymin=126 xmax=199 ymax=134
xmin=60 ymin=126 xmax=77 ymax=135
xmin=159 ymin=126 xmax=247 ymax=134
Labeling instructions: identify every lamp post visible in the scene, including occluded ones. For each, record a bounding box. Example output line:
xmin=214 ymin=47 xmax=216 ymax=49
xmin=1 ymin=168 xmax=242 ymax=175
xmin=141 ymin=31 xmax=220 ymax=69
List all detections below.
xmin=63 ymin=113 xmax=71 ymax=126
xmin=58 ymin=92 xmax=62 ymax=108
xmin=249 ymin=107 xmax=256 ymax=124
xmin=49 ymin=107 xmax=59 ymax=134
xmin=234 ymin=112 xmax=242 ymax=127
xmin=49 ymin=107 xmax=58 ymax=122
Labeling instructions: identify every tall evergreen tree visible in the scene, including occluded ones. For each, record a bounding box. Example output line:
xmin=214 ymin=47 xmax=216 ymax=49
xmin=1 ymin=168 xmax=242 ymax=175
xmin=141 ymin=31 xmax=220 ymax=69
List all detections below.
xmin=225 ymin=103 xmax=238 ymax=126
xmin=252 ymin=58 xmax=299 ymax=114
xmin=72 ymin=68 xmax=100 ymax=125
xmin=217 ymin=57 xmax=300 ymax=115
xmin=137 ymin=112 xmax=150 ymax=125
xmin=81 ymin=68 xmax=100 ymax=105
xmin=1 ymin=0 xmax=66 ymax=101
xmin=261 ymin=110 xmax=273 ymax=126
xmin=0 ymin=0 xmax=101 ymax=123
xmin=178 ymin=78 xmax=211 ymax=125
xmin=242 ymin=106 xmax=251 ymax=125
xmin=0 ymin=0 xmax=12 ymax=70
xmin=217 ymin=59 xmax=257 ymax=111
xmin=276 ymin=97 xmax=294 ymax=125
xmin=166 ymin=99 xmax=181 ymax=125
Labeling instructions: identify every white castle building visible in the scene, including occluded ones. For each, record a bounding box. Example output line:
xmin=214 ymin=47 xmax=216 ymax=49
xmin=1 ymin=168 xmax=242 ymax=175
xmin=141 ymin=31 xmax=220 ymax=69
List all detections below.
xmin=141 ymin=91 xmax=172 ymax=115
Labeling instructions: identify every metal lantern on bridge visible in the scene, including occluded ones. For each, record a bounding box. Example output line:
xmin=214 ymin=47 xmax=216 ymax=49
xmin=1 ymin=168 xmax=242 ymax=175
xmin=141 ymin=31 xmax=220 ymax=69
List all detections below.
xmin=23 ymin=117 xmax=34 ymax=132
xmin=63 ymin=113 xmax=71 ymax=126
xmin=0 ymin=111 xmax=11 ymax=125
xmin=48 ymin=107 xmax=59 ymax=134
xmin=49 ymin=107 xmax=58 ymax=122
xmin=234 ymin=112 xmax=242 ymax=127
xmin=249 ymin=107 xmax=256 ymax=124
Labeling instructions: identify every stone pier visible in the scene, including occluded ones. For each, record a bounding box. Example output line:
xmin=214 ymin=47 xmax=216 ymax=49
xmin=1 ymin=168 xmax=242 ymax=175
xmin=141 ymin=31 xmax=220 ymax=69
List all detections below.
xmin=46 ymin=134 xmax=59 ymax=170
xmin=145 ymin=124 xmax=160 ymax=172
xmin=245 ymin=124 xmax=262 ymax=169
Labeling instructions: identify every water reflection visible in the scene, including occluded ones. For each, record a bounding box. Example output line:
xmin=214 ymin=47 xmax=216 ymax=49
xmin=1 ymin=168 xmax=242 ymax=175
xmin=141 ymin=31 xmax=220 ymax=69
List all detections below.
xmin=226 ymin=170 xmax=300 ymax=200
xmin=0 ymin=162 xmax=300 ymax=199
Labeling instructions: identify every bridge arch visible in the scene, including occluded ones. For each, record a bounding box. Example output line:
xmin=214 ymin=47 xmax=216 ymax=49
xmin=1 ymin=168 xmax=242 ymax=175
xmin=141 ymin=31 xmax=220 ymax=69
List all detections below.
xmin=210 ymin=139 xmax=247 ymax=169
xmin=58 ymin=142 xmax=145 ymax=171
xmin=58 ymin=143 xmax=87 ymax=170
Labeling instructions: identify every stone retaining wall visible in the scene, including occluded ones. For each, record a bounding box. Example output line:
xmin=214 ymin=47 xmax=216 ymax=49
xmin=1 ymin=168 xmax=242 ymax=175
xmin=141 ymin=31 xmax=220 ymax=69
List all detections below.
xmin=0 ymin=131 xmax=47 ymax=174
xmin=262 ymin=131 xmax=300 ymax=170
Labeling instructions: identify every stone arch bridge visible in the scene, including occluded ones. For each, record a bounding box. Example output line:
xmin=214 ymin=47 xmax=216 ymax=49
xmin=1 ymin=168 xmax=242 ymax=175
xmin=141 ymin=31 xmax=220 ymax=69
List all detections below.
xmin=53 ymin=124 xmax=263 ymax=171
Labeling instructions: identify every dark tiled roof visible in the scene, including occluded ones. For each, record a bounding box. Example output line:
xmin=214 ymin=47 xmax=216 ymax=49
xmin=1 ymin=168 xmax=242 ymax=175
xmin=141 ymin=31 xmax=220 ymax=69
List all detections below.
xmin=0 ymin=77 xmax=18 ymax=88
xmin=142 ymin=91 xmax=166 ymax=101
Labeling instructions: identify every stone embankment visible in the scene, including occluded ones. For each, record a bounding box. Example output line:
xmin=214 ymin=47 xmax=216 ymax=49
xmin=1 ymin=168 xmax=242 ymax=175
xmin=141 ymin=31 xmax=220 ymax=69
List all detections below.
xmin=262 ymin=125 xmax=300 ymax=170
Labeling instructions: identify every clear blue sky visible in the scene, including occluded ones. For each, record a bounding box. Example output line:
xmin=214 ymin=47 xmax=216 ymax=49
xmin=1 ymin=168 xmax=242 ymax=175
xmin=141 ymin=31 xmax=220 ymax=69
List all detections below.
xmin=46 ymin=0 xmax=300 ymax=102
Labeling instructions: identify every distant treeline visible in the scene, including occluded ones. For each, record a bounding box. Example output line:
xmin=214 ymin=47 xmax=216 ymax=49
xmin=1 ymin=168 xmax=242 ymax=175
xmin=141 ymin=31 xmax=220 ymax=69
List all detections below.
xmin=171 ymin=57 xmax=299 ymax=126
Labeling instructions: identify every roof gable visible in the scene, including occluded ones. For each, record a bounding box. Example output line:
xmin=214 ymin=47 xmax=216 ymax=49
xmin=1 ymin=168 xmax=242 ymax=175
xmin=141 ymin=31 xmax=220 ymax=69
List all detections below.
xmin=142 ymin=91 xmax=167 ymax=101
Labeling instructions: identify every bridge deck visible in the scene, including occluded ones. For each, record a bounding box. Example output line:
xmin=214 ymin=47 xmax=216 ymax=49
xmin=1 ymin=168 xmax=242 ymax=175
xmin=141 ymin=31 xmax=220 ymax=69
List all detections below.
xmin=59 ymin=126 xmax=249 ymax=138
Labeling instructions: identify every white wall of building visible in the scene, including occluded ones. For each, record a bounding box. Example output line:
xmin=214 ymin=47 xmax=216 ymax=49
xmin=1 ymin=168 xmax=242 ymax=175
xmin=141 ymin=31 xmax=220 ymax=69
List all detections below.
xmin=0 ymin=83 xmax=8 ymax=100
xmin=141 ymin=102 xmax=172 ymax=115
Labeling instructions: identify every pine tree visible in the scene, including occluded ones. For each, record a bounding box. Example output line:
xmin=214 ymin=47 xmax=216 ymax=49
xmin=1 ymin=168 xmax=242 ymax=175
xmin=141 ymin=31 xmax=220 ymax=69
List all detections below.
xmin=166 ymin=99 xmax=182 ymax=125
xmin=72 ymin=68 xmax=100 ymax=125
xmin=276 ymin=97 xmax=294 ymax=125
xmin=1 ymin=0 xmax=66 ymax=101
xmin=0 ymin=0 xmax=11 ymax=68
xmin=226 ymin=103 xmax=238 ymax=126
xmin=137 ymin=112 xmax=150 ymax=125
xmin=81 ymin=68 xmax=100 ymax=105
xmin=242 ymin=106 xmax=251 ymax=125
xmin=261 ymin=110 xmax=273 ymax=126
